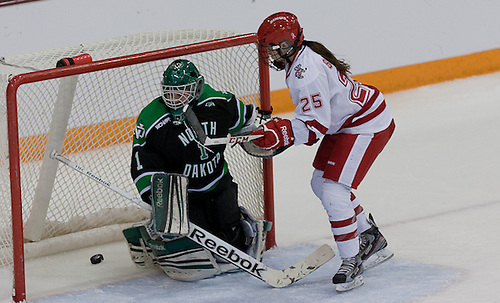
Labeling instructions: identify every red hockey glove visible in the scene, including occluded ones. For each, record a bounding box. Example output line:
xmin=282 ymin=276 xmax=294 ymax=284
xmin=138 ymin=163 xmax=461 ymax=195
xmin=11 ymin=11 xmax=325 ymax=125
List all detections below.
xmin=251 ymin=117 xmax=294 ymax=151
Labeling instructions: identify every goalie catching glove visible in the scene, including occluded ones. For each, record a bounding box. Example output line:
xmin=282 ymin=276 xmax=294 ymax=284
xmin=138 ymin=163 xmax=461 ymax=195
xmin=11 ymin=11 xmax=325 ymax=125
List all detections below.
xmin=251 ymin=117 xmax=294 ymax=151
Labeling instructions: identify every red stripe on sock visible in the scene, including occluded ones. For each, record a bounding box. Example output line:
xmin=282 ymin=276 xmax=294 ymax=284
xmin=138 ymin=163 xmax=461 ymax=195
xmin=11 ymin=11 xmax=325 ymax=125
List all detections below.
xmin=330 ymin=215 xmax=357 ymax=228
xmin=334 ymin=230 xmax=359 ymax=242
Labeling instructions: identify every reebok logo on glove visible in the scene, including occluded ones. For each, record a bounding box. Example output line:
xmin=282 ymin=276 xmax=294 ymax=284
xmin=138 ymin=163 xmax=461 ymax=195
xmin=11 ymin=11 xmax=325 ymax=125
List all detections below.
xmin=280 ymin=125 xmax=291 ymax=146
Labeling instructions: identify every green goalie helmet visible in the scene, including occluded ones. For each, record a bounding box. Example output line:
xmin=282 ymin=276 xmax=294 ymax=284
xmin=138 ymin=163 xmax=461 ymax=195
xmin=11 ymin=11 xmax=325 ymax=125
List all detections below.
xmin=161 ymin=59 xmax=205 ymax=109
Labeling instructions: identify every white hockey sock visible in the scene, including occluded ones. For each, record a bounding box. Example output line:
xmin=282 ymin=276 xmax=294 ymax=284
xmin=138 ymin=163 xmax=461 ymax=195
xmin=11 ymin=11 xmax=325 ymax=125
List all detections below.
xmin=321 ymin=180 xmax=359 ymax=258
xmin=337 ymin=238 xmax=360 ymax=259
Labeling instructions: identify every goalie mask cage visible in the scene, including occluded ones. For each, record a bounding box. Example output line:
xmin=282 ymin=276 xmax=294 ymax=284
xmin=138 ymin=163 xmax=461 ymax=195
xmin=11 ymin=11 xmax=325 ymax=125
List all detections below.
xmin=0 ymin=30 xmax=274 ymax=302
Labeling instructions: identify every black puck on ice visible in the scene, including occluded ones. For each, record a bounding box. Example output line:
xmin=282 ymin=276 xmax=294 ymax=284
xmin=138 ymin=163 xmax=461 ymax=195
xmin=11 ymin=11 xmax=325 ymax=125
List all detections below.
xmin=90 ymin=254 xmax=104 ymax=264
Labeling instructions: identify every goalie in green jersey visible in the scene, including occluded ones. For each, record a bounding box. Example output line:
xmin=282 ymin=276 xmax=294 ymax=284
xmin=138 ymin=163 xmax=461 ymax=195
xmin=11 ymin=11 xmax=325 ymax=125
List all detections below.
xmin=123 ymin=59 xmax=269 ymax=281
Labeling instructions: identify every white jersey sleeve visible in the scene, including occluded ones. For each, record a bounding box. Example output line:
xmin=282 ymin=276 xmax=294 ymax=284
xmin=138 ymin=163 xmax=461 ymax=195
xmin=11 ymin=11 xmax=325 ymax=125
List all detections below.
xmin=285 ymin=46 xmax=393 ymax=146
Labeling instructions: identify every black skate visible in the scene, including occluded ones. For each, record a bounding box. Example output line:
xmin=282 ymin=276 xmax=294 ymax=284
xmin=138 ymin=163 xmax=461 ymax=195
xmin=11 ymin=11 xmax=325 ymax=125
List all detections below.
xmin=332 ymin=255 xmax=364 ymax=292
xmin=358 ymin=214 xmax=394 ymax=270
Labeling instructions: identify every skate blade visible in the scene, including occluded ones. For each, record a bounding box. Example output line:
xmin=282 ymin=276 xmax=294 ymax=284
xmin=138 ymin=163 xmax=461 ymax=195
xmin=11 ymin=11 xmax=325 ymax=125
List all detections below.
xmin=363 ymin=248 xmax=394 ymax=271
xmin=335 ymin=275 xmax=364 ymax=292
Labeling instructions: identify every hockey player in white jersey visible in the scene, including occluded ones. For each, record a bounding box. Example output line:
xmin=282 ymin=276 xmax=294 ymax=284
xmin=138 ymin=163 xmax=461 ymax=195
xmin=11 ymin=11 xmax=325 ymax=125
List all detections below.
xmin=254 ymin=12 xmax=395 ymax=291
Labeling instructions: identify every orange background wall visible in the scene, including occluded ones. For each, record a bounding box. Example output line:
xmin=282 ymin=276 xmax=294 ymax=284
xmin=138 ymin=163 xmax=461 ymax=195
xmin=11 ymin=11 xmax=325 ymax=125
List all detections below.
xmin=18 ymin=48 xmax=500 ymax=162
xmin=271 ymin=48 xmax=500 ymax=114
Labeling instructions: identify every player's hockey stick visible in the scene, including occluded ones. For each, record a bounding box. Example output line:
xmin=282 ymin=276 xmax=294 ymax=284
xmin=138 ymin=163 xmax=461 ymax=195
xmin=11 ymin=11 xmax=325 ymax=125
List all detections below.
xmin=50 ymin=150 xmax=335 ymax=288
xmin=182 ymin=105 xmax=263 ymax=146
xmin=204 ymin=134 xmax=263 ymax=146
xmin=188 ymin=224 xmax=334 ymax=287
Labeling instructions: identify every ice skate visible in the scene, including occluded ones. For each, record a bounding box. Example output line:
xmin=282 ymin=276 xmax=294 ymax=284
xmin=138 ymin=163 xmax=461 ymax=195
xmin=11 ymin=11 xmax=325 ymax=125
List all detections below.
xmin=358 ymin=214 xmax=394 ymax=270
xmin=332 ymin=255 xmax=364 ymax=292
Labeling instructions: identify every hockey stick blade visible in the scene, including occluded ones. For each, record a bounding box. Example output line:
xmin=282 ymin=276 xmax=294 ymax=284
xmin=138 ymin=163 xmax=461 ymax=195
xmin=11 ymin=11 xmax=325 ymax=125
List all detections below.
xmin=188 ymin=224 xmax=335 ymax=288
xmin=50 ymin=150 xmax=334 ymax=287
xmin=204 ymin=134 xmax=263 ymax=146
xmin=262 ymin=244 xmax=335 ymax=287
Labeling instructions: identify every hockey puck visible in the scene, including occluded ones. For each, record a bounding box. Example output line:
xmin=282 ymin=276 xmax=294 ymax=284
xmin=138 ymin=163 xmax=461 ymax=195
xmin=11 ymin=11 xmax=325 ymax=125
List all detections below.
xmin=90 ymin=254 xmax=104 ymax=264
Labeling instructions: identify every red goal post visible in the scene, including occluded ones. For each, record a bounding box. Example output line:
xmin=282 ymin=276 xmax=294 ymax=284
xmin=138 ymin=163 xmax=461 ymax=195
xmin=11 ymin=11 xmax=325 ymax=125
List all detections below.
xmin=3 ymin=31 xmax=274 ymax=302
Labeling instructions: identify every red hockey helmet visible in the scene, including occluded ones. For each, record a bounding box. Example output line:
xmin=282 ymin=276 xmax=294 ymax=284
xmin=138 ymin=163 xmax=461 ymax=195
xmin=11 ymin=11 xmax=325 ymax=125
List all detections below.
xmin=257 ymin=12 xmax=304 ymax=70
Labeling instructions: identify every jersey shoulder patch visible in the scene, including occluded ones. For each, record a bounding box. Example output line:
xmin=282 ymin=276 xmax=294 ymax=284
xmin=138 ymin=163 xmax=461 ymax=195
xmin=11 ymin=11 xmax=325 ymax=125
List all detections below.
xmin=287 ymin=48 xmax=323 ymax=88
xmin=133 ymin=97 xmax=169 ymax=145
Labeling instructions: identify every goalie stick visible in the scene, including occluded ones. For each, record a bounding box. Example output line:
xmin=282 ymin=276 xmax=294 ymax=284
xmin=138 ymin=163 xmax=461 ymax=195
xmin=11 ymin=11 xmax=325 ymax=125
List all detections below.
xmin=49 ymin=150 xmax=335 ymax=288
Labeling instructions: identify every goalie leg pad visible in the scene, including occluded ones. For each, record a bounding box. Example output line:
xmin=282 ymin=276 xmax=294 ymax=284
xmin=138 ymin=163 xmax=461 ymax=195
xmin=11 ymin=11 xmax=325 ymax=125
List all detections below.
xmin=146 ymin=234 xmax=226 ymax=281
xmin=122 ymin=225 xmax=157 ymax=268
xmin=125 ymin=223 xmax=224 ymax=280
xmin=148 ymin=173 xmax=189 ymax=239
xmin=138 ymin=223 xmax=232 ymax=281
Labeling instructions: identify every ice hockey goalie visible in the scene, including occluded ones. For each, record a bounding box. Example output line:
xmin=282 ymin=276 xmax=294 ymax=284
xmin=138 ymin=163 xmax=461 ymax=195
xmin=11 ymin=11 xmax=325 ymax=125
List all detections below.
xmin=122 ymin=173 xmax=270 ymax=281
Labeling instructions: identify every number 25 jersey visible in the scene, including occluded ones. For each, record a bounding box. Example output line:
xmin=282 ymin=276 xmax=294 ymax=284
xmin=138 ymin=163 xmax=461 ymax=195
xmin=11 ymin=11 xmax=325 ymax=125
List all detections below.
xmin=285 ymin=46 xmax=394 ymax=146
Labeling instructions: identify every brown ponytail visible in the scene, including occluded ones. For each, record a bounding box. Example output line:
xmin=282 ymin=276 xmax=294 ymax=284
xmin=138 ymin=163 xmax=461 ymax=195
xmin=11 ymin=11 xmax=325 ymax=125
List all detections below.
xmin=302 ymin=40 xmax=351 ymax=75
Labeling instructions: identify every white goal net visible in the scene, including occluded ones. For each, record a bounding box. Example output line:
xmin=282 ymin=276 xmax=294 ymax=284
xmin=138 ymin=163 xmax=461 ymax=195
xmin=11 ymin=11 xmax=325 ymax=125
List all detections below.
xmin=0 ymin=28 xmax=271 ymax=283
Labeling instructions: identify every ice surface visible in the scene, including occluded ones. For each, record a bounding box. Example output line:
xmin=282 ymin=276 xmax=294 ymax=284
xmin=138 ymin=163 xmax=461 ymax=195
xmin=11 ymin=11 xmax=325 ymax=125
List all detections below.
xmin=2 ymin=71 xmax=500 ymax=302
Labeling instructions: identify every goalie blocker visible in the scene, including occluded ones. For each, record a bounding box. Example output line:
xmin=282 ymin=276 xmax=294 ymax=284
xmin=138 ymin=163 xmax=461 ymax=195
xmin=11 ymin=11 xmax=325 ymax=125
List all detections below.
xmin=123 ymin=173 xmax=271 ymax=281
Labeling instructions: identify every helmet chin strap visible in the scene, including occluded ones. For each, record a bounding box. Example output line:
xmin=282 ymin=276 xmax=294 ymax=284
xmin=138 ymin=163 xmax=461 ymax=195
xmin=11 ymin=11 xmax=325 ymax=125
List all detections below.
xmin=284 ymin=55 xmax=294 ymax=66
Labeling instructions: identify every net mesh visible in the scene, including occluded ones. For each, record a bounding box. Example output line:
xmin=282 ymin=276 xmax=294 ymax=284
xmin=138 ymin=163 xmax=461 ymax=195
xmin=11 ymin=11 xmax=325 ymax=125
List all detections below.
xmin=0 ymin=30 xmax=266 ymax=267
